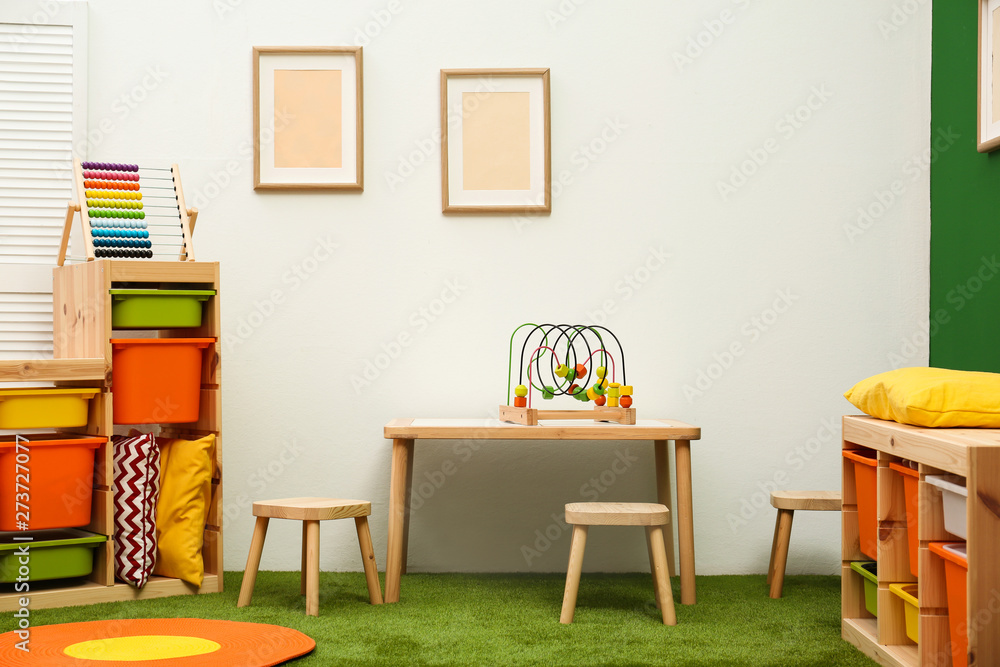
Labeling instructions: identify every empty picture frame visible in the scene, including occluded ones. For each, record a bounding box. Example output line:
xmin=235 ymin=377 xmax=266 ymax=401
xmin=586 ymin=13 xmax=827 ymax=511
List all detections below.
xmin=253 ymin=46 xmax=363 ymax=190
xmin=441 ymin=68 xmax=551 ymax=214
xmin=980 ymin=0 xmax=1000 ymax=152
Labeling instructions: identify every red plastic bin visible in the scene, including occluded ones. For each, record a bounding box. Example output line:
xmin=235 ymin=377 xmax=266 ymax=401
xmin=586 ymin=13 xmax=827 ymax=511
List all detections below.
xmin=889 ymin=461 xmax=919 ymax=578
xmin=930 ymin=542 xmax=968 ymax=667
xmin=0 ymin=434 xmax=104 ymax=530
xmin=111 ymin=338 xmax=214 ymax=424
xmin=843 ymin=449 xmax=879 ymax=560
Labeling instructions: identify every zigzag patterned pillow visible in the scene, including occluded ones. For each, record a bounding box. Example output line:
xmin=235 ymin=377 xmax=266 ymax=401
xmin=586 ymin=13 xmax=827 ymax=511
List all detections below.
xmin=112 ymin=433 xmax=160 ymax=588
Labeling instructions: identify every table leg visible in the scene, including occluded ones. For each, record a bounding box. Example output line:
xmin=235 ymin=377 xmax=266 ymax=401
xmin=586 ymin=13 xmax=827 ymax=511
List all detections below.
xmin=385 ymin=437 xmax=414 ymax=603
xmin=304 ymin=520 xmax=320 ymax=616
xmin=675 ymin=439 xmax=696 ymax=605
xmin=401 ymin=442 xmax=415 ymax=575
xmin=653 ymin=440 xmax=677 ymax=578
xmin=237 ymin=516 xmax=268 ymax=608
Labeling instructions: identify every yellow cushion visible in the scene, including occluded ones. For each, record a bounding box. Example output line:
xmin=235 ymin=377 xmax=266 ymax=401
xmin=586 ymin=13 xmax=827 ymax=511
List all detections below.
xmin=153 ymin=434 xmax=215 ymax=586
xmin=844 ymin=367 xmax=1000 ymax=427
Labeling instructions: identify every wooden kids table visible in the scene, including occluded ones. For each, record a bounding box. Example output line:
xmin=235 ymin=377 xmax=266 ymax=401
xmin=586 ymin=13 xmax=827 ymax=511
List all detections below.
xmin=382 ymin=418 xmax=702 ymax=604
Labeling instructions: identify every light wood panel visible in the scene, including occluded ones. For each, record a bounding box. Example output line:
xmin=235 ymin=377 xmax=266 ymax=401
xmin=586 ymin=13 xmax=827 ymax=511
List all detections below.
xmin=0 ymin=575 xmax=219 ymax=612
xmin=384 ymin=418 xmax=700 ymax=441
xmin=0 ymin=359 xmax=104 ymax=383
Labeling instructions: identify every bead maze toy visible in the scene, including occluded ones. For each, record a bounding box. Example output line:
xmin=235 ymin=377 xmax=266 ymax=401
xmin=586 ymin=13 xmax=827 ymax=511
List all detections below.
xmin=501 ymin=323 xmax=636 ymax=426
xmin=57 ymin=157 xmax=197 ymax=265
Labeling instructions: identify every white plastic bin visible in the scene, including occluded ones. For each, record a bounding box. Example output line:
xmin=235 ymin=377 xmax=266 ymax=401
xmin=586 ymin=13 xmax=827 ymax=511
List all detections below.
xmin=926 ymin=474 xmax=968 ymax=539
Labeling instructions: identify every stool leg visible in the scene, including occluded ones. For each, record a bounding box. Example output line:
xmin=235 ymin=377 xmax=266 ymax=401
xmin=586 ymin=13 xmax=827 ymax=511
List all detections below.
xmin=304 ymin=520 xmax=320 ymax=616
xmin=560 ymin=525 xmax=588 ymax=624
xmin=355 ymin=516 xmax=384 ymax=604
xmin=769 ymin=509 xmax=794 ymax=599
xmin=644 ymin=527 xmax=661 ymax=609
xmin=647 ymin=525 xmax=677 ymax=625
xmin=237 ymin=516 xmax=269 ymax=608
xmin=301 ymin=522 xmax=308 ymax=595
xmin=767 ymin=510 xmax=781 ymax=586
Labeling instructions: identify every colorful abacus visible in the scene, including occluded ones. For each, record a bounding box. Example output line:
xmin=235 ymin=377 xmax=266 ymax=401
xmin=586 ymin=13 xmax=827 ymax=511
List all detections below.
xmin=500 ymin=323 xmax=637 ymax=426
xmin=58 ymin=158 xmax=196 ymax=264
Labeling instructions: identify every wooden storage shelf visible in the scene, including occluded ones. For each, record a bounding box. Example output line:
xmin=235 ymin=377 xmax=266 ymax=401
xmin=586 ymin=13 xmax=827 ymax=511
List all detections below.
xmin=0 ymin=259 xmax=222 ymax=611
xmin=841 ymin=415 xmax=1000 ymax=667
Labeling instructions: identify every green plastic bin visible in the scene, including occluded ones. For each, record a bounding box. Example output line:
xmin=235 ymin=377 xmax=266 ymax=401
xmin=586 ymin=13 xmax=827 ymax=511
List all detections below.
xmin=0 ymin=529 xmax=106 ymax=582
xmin=850 ymin=560 xmax=878 ymax=617
xmin=110 ymin=289 xmax=215 ymax=329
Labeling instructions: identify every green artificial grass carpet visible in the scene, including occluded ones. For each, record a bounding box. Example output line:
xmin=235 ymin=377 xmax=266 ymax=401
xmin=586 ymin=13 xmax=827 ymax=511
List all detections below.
xmin=1 ymin=573 xmax=876 ymax=666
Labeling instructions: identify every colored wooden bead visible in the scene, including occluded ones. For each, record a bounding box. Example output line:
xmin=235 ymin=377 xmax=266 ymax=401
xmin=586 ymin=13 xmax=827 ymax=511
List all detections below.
xmin=568 ymin=384 xmax=580 ymax=396
xmin=596 ymin=366 xmax=606 ymax=379
xmin=607 ymin=396 xmax=619 ymax=408
xmin=575 ymin=364 xmax=586 ymax=377
xmin=620 ymin=396 xmax=633 ymax=408
xmin=620 ymin=385 xmax=633 ymax=396
xmin=575 ymin=389 xmax=591 ymax=402
xmin=555 ymin=364 xmax=569 ymax=378
xmin=566 ymin=368 xmax=576 ymax=382
xmin=594 ymin=395 xmax=606 ymax=407
xmin=542 ymin=386 xmax=555 ymax=400
xmin=514 ymin=396 xmax=527 ymax=408
xmin=514 ymin=384 xmax=528 ymax=398
xmin=592 ymin=383 xmax=605 ymax=396
xmin=586 ymin=387 xmax=597 ymax=401
xmin=608 ymin=386 xmax=620 ymax=398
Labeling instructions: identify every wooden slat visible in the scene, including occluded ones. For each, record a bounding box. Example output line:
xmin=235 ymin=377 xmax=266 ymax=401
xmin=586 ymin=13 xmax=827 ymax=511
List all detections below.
xmin=842 ymin=618 xmax=917 ymax=667
xmin=0 ymin=574 xmax=220 ymax=612
xmin=0 ymin=357 xmax=103 ymax=382
xmin=107 ymin=260 xmax=218 ymax=283
xmin=877 ymin=457 xmax=916 ymax=584
xmin=968 ymin=445 xmax=1000 ymax=664
xmin=878 ymin=586 xmax=912 ymax=646
xmin=86 ymin=539 xmax=113 ymax=587
xmin=919 ymin=614 xmax=954 ymax=667
xmin=844 ymin=416 xmax=995 ymax=475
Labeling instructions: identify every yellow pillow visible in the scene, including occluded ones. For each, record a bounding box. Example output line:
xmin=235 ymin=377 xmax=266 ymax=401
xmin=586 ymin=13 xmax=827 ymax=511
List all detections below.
xmin=844 ymin=367 xmax=1000 ymax=427
xmin=153 ymin=434 xmax=215 ymax=586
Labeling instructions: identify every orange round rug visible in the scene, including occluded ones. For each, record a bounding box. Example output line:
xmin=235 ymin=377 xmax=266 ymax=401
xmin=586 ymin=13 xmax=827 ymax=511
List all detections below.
xmin=0 ymin=619 xmax=315 ymax=666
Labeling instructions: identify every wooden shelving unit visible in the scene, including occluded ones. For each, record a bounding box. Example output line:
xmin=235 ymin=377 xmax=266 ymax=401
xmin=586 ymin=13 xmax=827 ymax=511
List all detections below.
xmin=841 ymin=415 xmax=1000 ymax=667
xmin=0 ymin=259 xmax=222 ymax=611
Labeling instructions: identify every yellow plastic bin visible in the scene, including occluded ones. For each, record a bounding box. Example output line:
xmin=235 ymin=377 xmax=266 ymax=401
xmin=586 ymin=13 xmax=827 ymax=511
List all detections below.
xmin=889 ymin=583 xmax=919 ymax=644
xmin=0 ymin=388 xmax=99 ymax=429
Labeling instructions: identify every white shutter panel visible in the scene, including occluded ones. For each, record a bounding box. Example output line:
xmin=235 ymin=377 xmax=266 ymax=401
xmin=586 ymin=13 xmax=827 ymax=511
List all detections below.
xmin=0 ymin=22 xmax=74 ymax=264
xmin=0 ymin=1 xmax=86 ymax=360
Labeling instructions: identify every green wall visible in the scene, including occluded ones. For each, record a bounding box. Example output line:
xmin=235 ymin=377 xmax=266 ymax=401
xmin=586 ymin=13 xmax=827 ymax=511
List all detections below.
xmin=931 ymin=2 xmax=1000 ymax=371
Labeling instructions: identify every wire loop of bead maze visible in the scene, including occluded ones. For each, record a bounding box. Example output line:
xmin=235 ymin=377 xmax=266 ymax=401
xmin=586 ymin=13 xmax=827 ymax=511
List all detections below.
xmin=501 ymin=323 xmax=636 ymax=426
xmin=57 ymin=157 xmax=197 ymax=265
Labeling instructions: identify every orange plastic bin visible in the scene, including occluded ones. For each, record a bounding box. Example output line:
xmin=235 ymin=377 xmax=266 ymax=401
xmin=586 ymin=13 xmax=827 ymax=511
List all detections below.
xmin=889 ymin=461 xmax=919 ymax=577
xmin=111 ymin=338 xmax=214 ymax=424
xmin=930 ymin=541 xmax=967 ymax=667
xmin=844 ymin=449 xmax=879 ymax=559
xmin=0 ymin=434 xmax=104 ymax=531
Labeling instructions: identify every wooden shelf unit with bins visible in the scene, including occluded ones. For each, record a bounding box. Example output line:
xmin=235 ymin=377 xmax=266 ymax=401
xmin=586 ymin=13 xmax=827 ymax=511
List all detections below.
xmin=35 ymin=258 xmax=222 ymax=610
xmin=841 ymin=415 xmax=1000 ymax=667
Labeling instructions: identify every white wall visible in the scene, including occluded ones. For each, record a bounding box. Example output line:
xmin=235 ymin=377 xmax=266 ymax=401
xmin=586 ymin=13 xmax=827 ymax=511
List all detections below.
xmin=82 ymin=0 xmax=930 ymax=575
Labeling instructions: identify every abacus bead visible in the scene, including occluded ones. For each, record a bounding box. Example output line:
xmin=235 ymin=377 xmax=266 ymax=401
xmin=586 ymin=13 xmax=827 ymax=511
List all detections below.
xmin=138 ymin=212 xmax=144 ymax=219
xmin=513 ymin=396 xmax=527 ymax=408
xmin=620 ymin=396 xmax=633 ymax=408
xmin=514 ymin=385 xmax=528 ymax=398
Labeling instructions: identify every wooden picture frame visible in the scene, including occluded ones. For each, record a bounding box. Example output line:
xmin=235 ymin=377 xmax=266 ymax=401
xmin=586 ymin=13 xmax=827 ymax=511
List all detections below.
xmin=441 ymin=68 xmax=551 ymax=214
xmin=253 ymin=46 xmax=363 ymax=190
xmin=979 ymin=0 xmax=1000 ymax=152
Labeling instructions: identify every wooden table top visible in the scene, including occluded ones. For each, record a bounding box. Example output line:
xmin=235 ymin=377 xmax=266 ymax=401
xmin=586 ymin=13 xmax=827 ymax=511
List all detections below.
xmin=384 ymin=418 xmax=700 ymax=441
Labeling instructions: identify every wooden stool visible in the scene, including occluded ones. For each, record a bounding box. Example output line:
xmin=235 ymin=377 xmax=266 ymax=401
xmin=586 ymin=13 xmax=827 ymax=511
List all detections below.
xmin=561 ymin=502 xmax=677 ymax=625
xmin=237 ymin=497 xmax=383 ymax=616
xmin=767 ymin=490 xmax=841 ymax=599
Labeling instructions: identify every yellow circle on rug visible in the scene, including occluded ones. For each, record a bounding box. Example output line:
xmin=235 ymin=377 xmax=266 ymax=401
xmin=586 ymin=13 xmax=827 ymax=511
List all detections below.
xmin=64 ymin=635 xmax=221 ymax=661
